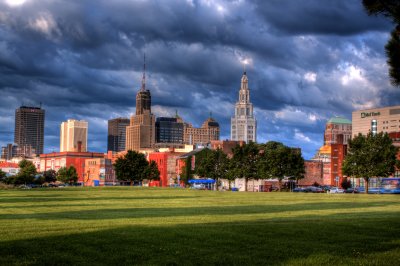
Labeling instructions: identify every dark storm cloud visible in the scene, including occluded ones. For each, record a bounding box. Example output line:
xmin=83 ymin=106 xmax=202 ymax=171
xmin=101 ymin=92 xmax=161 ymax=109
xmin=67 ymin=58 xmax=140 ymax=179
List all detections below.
xmin=0 ymin=0 xmax=395 ymax=159
xmin=254 ymin=0 xmax=392 ymax=35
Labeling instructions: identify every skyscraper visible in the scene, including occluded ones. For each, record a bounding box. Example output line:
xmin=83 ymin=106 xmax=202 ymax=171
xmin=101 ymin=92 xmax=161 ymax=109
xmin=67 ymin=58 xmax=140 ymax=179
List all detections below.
xmin=60 ymin=119 xmax=88 ymax=152
xmin=126 ymin=56 xmax=156 ymax=151
xmin=155 ymin=117 xmax=184 ymax=145
xmin=108 ymin=117 xmax=130 ymax=152
xmin=231 ymin=72 xmax=257 ymax=143
xmin=14 ymin=106 xmax=45 ymax=156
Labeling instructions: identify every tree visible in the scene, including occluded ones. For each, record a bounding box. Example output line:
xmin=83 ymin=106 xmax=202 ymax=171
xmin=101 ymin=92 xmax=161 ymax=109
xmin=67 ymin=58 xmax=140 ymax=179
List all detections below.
xmin=194 ymin=148 xmax=229 ymax=190
xmin=342 ymin=132 xmax=398 ymax=193
xmin=146 ymin=161 xmax=160 ymax=182
xmin=258 ymin=141 xmax=305 ymax=191
xmin=14 ymin=160 xmax=37 ymax=185
xmin=43 ymin=169 xmax=57 ymax=183
xmin=113 ymin=150 xmax=150 ymax=185
xmin=363 ymin=0 xmax=400 ymax=86
xmin=57 ymin=166 xmax=78 ymax=184
xmin=0 ymin=169 xmax=6 ymax=182
xmin=341 ymin=178 xmax=352 ymax=190
xmin=230 ymin=142 xmax=260 ymax=191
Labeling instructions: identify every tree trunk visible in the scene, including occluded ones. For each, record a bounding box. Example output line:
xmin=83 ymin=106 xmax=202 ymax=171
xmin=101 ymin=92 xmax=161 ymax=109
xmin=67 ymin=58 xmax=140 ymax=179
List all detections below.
xmin=228 ymin=180 xmax=231 ymax=190
xmin=278 ymin=179 xmax=282 ymax=192
xmin=245 ymin=178 xmax=248 ymax=191
xmin=364 ymin=177 xmax=369 ymax=194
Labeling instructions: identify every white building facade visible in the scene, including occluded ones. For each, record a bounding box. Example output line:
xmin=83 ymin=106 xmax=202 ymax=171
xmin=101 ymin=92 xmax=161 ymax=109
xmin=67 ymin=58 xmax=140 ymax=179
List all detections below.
xmin=60 ymin=119 xmax=88 ymax=152
xmin=231 ymin=72 xmax=257 ymax=143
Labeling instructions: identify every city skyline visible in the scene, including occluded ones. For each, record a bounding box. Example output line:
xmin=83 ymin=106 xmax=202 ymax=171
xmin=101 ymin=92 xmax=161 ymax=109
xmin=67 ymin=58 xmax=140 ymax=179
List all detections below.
xmin=0 ymin=0 xmax=397 ymax=159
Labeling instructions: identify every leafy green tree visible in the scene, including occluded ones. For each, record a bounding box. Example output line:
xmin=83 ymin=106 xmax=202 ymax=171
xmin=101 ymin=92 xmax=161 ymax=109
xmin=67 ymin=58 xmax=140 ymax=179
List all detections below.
xmin=342 ymin=132 xmax=398 ymax=193
xmin=146 ymin=161 xmax=160 ymax=182
xmin=258 ymin=141 xmax=305 ymax=191
xmin=230 ymin=142 xmax=260 ymax=191
xmin=43 ymin=169 xmax=57 ymax=183
xmin=57 ymin=166 xmax=78 ymax=184
xmin=14 ymin=160 xmax=37 ymax=185
xmin=113 ymin=150 xmax=149 ymax=185
xmin=180 ymin=156 xmax=193 ymax=185
xmin=341 ymin=177 xmax=352 ymax=190
xmin=194 ymin=148 xmax=229 ymax=190
xmin=0 ymin=169 xmax=6 ymax=182
xmin=363 ymin=0 xmax=400 ymax=86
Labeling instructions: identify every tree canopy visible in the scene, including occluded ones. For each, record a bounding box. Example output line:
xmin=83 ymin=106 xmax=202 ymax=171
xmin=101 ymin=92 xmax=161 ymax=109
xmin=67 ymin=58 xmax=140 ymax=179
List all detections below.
xmin=14 ymin=160 xmax=37 ymax=185
xmin=363 ymin=0 xmax=400 ymax=86
xmin=258 ymin=141 xmax=305 ymax=190
xmin=114 ymin=150 xmax=160 ymax=185
xmin=57 ymin=166 xmax=78 ymax=184
xmin=194 ymin=148 xmax=229 ymax=189
xmin=342 ymin=132 xmax=398 ymax=193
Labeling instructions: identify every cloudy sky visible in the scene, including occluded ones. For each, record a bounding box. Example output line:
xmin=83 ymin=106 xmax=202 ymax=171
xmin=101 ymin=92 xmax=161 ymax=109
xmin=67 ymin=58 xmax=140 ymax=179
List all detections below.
xmin=0 ymin=0 xmax=397 ymax=159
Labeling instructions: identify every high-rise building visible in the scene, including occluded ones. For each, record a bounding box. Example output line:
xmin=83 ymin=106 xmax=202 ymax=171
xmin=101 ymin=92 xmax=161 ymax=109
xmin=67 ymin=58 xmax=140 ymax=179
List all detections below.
xmin=231 ymin=72 xmax=257 ymax=143
xmin=324 ymin=117 xmax=352 ymax=145
xmin=183 ymin=116 xmax=220 ymax=146
xmin=14 ymin=106 xmax=45 ymax=156
xmin=126 ymin=56 xmax=156 ymax=151
xmin=108 ymin=118 xmax=130 ymax=152
xmin=60 ymin=119 xmax=88 ymax=152
xmin=155 ymin=116 xmax=184 ymax=145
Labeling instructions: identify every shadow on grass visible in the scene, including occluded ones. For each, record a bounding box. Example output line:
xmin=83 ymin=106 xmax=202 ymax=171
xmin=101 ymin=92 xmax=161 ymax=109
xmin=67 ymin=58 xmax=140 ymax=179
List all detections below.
xmin=0 ymin=201 xmax=398 ymax=220
xmin=0 ymin=214 xmax=399 ymax=265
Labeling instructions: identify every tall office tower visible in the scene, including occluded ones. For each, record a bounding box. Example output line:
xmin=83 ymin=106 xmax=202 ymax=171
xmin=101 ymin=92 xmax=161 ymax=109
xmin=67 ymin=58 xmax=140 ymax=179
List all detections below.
xmin=183 ymin=116 xmax=220 ymax=146
xmin=14 ymin=106 xmax=45 ymax=156
xmin=126 ymin=56 xmax=156 ymax=151
xmin=155 ymin=116 xmax=184 ymax=144
xmin=60 ymin=119 xmax=88 ymax=152
xmin=108 ymin=117 xmax=130 ymax=152
xmin=231 ymin=72 xmax=257 ymax=143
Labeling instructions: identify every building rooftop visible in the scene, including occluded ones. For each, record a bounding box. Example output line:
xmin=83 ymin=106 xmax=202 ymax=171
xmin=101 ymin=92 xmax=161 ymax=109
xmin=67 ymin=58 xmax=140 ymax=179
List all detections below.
xmin=327 ymin=117 xmax=351 ymax=124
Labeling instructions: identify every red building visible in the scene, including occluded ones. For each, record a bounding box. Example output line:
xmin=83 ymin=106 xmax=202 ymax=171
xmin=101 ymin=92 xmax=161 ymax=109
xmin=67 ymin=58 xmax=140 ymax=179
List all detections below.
xmin=210 ymin=140 xmax=244 ymax=157
xmin=148 ymin=152 xmax=168 ymax=187
xmin=40 ymin=152 xmax=105 ymax=182
xmin=330 ymin=144 xmax=347 ymax=186
xmin=298 ymin=161 xmax=323 ymax=186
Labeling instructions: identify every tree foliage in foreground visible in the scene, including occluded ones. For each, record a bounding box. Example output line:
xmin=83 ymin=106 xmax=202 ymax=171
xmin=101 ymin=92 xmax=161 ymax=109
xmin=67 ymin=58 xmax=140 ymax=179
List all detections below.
xmin=363 ymin=0 xmax=400 ymax=86
xmin=258 ymin=141 xmax=305 ymax=190
xmin=57 ymin=166 xmax=78 ymax=184
xmin=114 ymin=150 xmax=160 ymax=185
xmin=342 ymin=132 xmax=399 ymax=193
xmin=13 ymin=160 xmax=37 ymax=185
xmin=194 ymin=148 xmax=229 ymax=189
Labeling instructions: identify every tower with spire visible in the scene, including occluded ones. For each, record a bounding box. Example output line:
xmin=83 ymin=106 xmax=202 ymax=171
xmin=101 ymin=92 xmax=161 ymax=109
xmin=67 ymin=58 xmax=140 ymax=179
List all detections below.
xmin=126 ymin=54 xmax=156 ymax=151
xmin=231 ymin=71 xmax=257 ymax=143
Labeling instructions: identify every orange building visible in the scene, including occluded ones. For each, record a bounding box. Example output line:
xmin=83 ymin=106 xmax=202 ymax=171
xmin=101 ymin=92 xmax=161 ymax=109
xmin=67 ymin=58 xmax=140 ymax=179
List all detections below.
xmin=40 ymin=152 xmax=105 ymax=183
xmin=84 ymin=158 xmax=114 ymax=186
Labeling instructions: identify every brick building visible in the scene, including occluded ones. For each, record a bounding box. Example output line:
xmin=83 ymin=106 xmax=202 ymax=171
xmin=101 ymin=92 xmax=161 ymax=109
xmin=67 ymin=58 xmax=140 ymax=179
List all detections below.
xmin=210 ymin=140 xmax=244 ymax=157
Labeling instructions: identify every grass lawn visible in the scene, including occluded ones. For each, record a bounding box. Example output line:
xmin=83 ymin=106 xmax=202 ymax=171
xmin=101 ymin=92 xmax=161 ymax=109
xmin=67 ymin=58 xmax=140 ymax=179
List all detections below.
xmin=0 ymin=187 xmax=399 ymax=265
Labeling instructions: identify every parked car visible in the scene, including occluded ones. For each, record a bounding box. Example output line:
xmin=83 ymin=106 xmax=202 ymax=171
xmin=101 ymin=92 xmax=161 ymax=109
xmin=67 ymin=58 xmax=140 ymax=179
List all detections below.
xmin=292 ymin=187 xmax=305 ymax=192
xmin=304 ymin=186 xmax=324 ymax=193
xmin=191 ymin=184 xmax=206 ymax=190
xmin=328 ymin=187 xmax=344 ymax=194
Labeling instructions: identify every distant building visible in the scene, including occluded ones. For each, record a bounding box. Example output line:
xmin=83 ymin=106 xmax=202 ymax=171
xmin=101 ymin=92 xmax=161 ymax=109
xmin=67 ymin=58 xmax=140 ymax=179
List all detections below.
xmin=126 ymin=57 xmax=156 ymax=151
xmin=1 ymin=144 xmax=18 ymax=160
xmin=324 ymin=117 xmax=352 ymax=145
xmin=60 ymin=119 xmax=88 ymax=152
xmin=210 ymin=140 xmax=244 ymax=157
xmin=0 ymin=162 xmax=19 ymax=176
xmin=84 ymin=158 xmax=114 ymax=186
xmin=155 ymin=116 xmax=184 ymax=145
xmin=108 ymin=118 xmax=129 ymax=152
xmin=183 ymin=116 xmax=220 ymax=146
xmin=40 ymin=151 xmax=105 ymax=183
xmin=231 ymin=72 xmax=257 ymax=143
xmin=14 ymin=106 xmax=45 ymax=156
xmin=352 ymin=105 xmax=400 ymax=146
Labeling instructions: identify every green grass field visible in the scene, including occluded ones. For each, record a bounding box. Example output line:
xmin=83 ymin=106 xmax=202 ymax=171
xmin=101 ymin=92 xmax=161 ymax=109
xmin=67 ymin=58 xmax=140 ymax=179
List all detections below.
xmin=0 ymin=187 xmax=399 ymax=265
